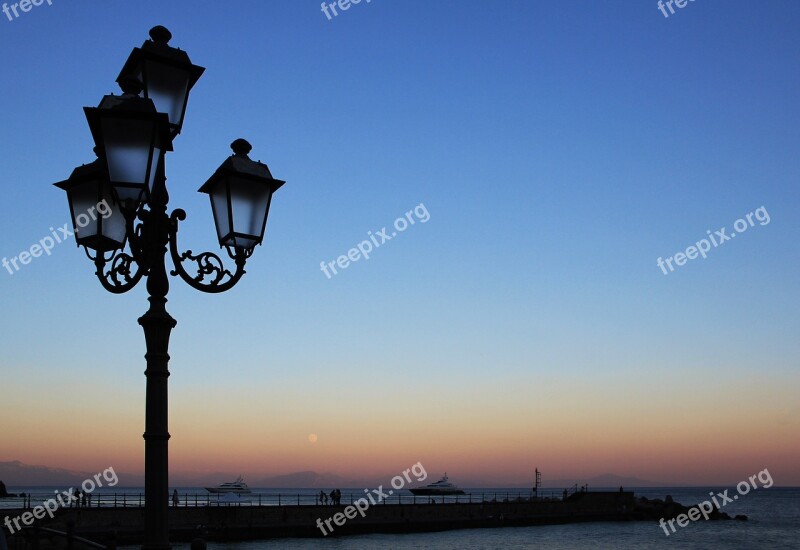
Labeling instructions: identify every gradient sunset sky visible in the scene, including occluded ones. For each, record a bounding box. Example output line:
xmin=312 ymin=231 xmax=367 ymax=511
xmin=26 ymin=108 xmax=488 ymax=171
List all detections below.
xmin=0 ymin=1 xmax=798 ymax=487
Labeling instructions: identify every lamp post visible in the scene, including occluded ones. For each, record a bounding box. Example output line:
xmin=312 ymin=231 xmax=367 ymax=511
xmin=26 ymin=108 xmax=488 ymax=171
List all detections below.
xmin=54 ymin=27 xmax=285 ymax=549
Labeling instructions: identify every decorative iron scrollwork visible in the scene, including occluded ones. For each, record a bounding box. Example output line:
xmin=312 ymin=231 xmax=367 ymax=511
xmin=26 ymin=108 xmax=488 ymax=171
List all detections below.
xmin=168 ymin=209 xmax=248 ymax=293
xmin=94 ymin=249 xmax=145 ymax=294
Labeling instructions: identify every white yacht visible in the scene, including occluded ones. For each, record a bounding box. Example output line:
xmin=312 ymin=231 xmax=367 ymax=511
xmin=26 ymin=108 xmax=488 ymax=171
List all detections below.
xmin=409 ymin=473 xmax=465 ymax=495
xmin=205 ymin=476 xmax=252 ymax=494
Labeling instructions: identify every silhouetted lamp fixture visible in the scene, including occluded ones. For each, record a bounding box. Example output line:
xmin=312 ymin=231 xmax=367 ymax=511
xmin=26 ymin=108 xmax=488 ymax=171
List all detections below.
xmin=53 ymin=155 xmax=127 ymax=252
xmin=199 ymin=138 xmax=286 ymax=251
xmin=52 ymin=26 xmax=284 ymax=550
xmin=84 ymin=78 xmax=173 ymax=204
xmin=117 ymin=25 xmax=205 ymax=136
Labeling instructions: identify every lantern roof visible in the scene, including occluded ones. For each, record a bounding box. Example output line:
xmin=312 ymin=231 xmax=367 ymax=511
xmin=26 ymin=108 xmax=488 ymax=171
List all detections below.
xmin=116 ymin=26 xmax=205 ymax=92
xmin=53 ymin=157 xmax=105 ymax=189
xmin=198 ymin=139 xmax=285 ymax=194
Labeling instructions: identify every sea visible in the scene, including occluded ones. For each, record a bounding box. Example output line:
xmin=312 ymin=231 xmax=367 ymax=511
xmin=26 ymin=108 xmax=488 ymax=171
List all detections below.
xmin=2 ymin=487 xmax=797 ymax=549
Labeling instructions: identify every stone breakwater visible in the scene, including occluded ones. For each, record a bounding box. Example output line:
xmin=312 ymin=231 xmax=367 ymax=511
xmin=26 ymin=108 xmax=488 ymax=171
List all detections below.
xmin=3 ymin=491 xmax=745 ymax=546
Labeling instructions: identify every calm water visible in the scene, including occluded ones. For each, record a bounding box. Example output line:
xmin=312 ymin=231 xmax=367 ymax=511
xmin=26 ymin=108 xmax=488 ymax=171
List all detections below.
xmin=5 ymin=487 xmax=798 ymax=549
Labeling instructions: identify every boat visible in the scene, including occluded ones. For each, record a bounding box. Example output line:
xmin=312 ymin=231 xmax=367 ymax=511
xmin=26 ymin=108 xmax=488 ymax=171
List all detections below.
xmin=205 ymin=476 xmax=252 ymax=494
xmin=409 ymin=473 xmax=465 ymax=495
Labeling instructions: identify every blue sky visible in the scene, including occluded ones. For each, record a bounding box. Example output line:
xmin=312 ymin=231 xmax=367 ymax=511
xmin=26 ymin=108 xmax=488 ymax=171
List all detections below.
xmin=0 ymin=1 xmax=798 ymax=484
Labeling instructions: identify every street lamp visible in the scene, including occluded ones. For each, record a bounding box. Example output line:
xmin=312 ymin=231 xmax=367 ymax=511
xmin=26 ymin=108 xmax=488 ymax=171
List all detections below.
xmin=53 ymin=27 xmax=284 ymax=550
xmin=199 ymin=138 xmax=285 ymax=251
xmin=84 ymin=78 xmax=172 ymax=204
xmin=53 ymin=155 xmax=127 ymax=252
xmin=117 ymin=25 xmax=205 ymax=137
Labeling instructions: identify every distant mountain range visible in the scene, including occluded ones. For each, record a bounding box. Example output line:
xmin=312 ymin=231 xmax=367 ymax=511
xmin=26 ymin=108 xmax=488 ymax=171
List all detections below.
xmin=0 ymin=460 xmax=143 ymax=487
xmin=0 ymin=462 xmax=355 ymax=488
xmin=0 ymin=460 xmax=672 ymax=489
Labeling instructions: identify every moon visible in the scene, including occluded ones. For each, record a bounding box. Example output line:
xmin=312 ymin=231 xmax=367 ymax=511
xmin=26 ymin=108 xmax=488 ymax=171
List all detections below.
xmin=308 ymin=433 xmax=318 ymax=444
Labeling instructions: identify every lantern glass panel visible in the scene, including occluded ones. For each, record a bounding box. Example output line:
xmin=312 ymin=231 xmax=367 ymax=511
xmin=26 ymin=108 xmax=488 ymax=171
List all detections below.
xmin=143 ymin=60 xmax=190 ymax=130
xmin=101 ymin=117 xmax=158 ymax=200
xmin=209 ymin=182 xmax=231 ymax=246
xmin=98 ymin=184 xmax=127 ymax=246
xmin=230 ymin=176 xmax=271 ymax=247
xmin=70 ymin=181 xmax=100 ymax=242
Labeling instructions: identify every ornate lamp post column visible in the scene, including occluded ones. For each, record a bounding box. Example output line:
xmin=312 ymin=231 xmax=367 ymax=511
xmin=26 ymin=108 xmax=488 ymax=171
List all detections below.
xmin=54 ymin=27 xmax=285 ymax=549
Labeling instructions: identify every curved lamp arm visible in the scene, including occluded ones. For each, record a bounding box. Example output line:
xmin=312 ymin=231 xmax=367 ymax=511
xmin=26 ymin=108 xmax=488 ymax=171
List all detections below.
xmin=168 ymin=209 xmax=249 ymax=293
xmin=90 ymin=200 xmax=149 ymax=294
xmin=94 ymin=249 xmax=146 ymax=294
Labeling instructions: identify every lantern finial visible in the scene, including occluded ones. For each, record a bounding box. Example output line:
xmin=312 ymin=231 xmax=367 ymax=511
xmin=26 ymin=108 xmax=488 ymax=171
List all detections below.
xmin=118 ymin=76 xmax=143 ymax=96
xmin=231 ymin=139 xmax=252 ymax=157
xmin=149 ymin=26 xmax=172 ymax=45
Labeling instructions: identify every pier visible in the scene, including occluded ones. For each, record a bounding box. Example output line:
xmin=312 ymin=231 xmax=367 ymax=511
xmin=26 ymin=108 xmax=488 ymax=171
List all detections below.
xmin=3 ymin=490 xmax=696 ymax=547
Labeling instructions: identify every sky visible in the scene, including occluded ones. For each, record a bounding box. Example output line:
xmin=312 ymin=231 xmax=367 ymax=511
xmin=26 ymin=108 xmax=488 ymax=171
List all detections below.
xmin=0 ymin=1 xmax=799 ymax=488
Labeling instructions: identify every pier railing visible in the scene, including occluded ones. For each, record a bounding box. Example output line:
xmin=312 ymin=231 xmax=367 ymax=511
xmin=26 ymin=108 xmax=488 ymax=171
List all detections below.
xmin=2 ymin=489 xmax=570 ymax=511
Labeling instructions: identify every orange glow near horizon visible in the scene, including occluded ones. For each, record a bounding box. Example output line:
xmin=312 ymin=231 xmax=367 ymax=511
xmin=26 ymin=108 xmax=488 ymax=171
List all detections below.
xmin=2 ymin=364 xmax=798 ymax=487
